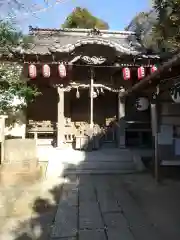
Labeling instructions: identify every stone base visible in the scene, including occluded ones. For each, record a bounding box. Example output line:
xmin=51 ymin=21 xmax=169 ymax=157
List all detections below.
xmin=132 ymin=153 xmax=146 ymax=172
xmin=119 ymin=145 xmax=126 ymax=149
xmin=56 ymin=143 xmax=71 ymax=150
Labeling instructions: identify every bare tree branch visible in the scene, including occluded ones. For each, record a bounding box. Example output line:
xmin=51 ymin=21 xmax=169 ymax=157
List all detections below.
xmin=0 ymin=0 xmax=71 ymax=21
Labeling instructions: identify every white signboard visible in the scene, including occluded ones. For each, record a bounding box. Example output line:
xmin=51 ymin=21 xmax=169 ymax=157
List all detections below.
xmin=158 ymin=125 xmax=173 ymax=145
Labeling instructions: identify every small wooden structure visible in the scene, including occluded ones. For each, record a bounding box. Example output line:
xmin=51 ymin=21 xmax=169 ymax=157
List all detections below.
xmin=121 ymin=52 xmax=180 ymax=180
xmin=9 ymin=27 xmax=161 ymax=149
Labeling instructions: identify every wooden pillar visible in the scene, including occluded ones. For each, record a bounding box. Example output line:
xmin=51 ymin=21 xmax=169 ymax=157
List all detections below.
xmin=118 ymin=90 xmax=126 ymax=148
xmin=57 ymin=87 xmax=64 ymax=148
xmin=90 ymin=68 xmax=94 ymax=129
xmin=151 ymin=101 xmax=160 ymax=182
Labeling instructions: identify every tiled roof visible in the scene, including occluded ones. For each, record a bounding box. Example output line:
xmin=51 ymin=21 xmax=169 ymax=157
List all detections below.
xmin=11 ymin=27 xmax=160 ymax=59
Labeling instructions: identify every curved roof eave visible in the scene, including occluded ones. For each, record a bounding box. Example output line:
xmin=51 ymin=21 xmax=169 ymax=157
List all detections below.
xmin=49 ymin=38 xmax=140 ymax=56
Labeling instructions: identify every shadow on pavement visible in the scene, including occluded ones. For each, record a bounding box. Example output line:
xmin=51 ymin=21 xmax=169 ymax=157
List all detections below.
xmin=2 ymin=132 xmax=180 ymax=240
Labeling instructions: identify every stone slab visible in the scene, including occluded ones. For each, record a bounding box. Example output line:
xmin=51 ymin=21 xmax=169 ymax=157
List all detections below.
xmin=114 ymin=184 xmax=161 ymax=240
xmin=130 ymin=225 xmax=161 ymax=240
xmin=79 ymin=202 xmax=103 ymax=229
xmin=96 ymin=186 xmax=115 ymax=200
xmin=107 ymin=229 xmax=134 ymax=240
xmin=51 ymin=204 xmax=77 ymax=238
xmin=99 ymin=199 xmax=121 ymax=213
xmin=61 ymin=183 xmax=78 ymax=206
xmin=79 ymin=229 xmax=106 ymax=240
xmin=114 ymin=188 xmax=150 ymax=227
xmin=104 ymin=212 xmax=134 ymax=240
xmin=79 ymin=184 xmax=96 ymax=202
xmin=103 ymin=212 xmax=128 ymax=229
xmin=51 ymin=238 xmax=76 ymax=240
xmin=95 ymin=182 xmax=121 ymax=213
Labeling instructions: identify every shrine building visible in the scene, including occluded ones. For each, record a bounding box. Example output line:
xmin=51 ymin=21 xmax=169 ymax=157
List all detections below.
xmin=11 ymin=26 xmax=161 ymax=150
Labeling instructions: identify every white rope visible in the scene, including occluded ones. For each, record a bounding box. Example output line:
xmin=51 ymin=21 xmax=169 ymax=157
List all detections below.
xmin=55 ymin=83 xmax=124 ymax=93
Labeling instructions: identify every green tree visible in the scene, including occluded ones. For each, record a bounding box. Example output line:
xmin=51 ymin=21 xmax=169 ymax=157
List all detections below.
xmin=0 ymin=21 xmax=39 ymax=115
xmin=153 ymin=0 xmax=180 ymax=51
xmin=62 ymin=7 xmax=109 ymax=29
xmin=0 ymin=21 xmax=33 ymax=49
xmin=125 ymin=10 xmax=158 ymax=52
xmin=126 ymin=1 xmax=180 ymax=53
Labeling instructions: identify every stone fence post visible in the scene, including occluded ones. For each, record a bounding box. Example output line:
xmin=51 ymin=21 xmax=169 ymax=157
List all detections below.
xmin=0 ymin=115 xmax=8 ymax=163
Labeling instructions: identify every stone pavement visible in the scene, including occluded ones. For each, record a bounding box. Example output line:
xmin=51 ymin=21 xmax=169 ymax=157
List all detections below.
xmin=50 ymin=175 xmax=163 ymax=240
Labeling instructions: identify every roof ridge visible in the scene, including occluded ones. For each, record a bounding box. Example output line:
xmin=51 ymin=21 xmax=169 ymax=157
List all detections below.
xmin=29 ymin=26 xmax=136 ymax=36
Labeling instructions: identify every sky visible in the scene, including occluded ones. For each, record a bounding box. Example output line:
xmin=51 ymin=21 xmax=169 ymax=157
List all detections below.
xmin=9 ymin=0 xmax=151 ymax=32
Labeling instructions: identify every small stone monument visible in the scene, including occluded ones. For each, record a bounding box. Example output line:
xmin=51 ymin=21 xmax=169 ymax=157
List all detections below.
xmin=0 ymin=115 xmax=39 ymax=179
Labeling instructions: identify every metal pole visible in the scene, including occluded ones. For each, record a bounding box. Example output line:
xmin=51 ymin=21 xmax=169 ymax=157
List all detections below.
xmin=154 ymin=128 xmax=159 ymax=182
xmin=90 ymin=68 xmax=94 ymax=129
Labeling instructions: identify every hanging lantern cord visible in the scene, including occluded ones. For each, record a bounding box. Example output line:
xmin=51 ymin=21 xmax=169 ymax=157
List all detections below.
xmin=100 ymin=87 xmax=104 ymax=94
xmin=76 ymin=87 xmax=80 ymax=99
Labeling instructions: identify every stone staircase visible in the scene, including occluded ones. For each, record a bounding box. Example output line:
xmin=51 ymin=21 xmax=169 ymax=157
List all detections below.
xmin=43 ymin=147 xmax=139 ymax=177
xmin=64 ymin=148 xmax=136 ymax=174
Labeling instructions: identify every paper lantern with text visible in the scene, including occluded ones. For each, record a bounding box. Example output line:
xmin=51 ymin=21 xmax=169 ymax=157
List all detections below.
xmin=122 ymin=67 xmax=131 ymax=80
xmin=137 ymin=66 xmax=145 ymax=80
xmin=150 ymin=65 xmax=158 ymax=74
xmin=28 ymin=64 xmax=37 ymax=79
xmin=42 ymin=64 xmax=50 ymax=78
xmin=135 ymin=97 xmax=149 ymax=111
xmin=58 ymin=63 xmax=66 ymax=78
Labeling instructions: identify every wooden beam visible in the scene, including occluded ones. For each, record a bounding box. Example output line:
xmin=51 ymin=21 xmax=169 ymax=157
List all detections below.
xmin=57 ymin=87 xmax=64 ymax=148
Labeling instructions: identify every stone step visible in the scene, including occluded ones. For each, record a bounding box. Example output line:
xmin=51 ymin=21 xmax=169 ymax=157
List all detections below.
xmin=63 ymin=168 xmax=137 ymax=175
xmin=63 ymin=161 xmax=136 ymax=175
xmin=45 ymin=148 xmax=139 ymax=177
xmin=83 ymin=155 xmax=132 ymax=162
xmin=56 ymin=148 xmax=133 ymax=162
xmin=101 ymin=142 xmax=117 ymax=148
xmin=62 ymin=160 xmax=135 ymax=170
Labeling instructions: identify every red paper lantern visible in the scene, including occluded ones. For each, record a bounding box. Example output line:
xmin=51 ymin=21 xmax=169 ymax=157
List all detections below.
xmin=150 ymin=65 xmax=158 ymax=74
xmin=42 ymin=64 xmax=50 ymax=78
xmin=28 ymin=64 xmax=37 ymax=79
xmin=58 ymin=63 xmax=66 ymax=78
xmin=122 ymin=67 xmax=131 ymax=80
xmin=137 ymin=66 xmax=145 ymax=80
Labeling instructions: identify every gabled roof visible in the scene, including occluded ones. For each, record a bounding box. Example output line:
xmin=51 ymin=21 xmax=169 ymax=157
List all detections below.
xmin=11 ymin=27 xmax=160 ymax=59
